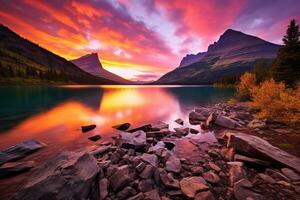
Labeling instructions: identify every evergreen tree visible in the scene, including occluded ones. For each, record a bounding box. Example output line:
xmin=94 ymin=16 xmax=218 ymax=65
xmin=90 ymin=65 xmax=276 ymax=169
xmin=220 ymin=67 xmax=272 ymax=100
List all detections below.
xmin=272 ymin=19 xmax=300 ymax=88
xmin=253 ymin=59 xmax=271 ymax=83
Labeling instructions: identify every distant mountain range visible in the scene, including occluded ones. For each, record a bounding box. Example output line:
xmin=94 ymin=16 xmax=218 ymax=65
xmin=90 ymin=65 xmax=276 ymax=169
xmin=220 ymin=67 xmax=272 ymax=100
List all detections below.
xmin=71 ymin=53 xmax=133 ymax=84
xmin=156 ymin=29 xmax=281 ymax=84
xmin=0 ymin=25 xmax=117 ymax=85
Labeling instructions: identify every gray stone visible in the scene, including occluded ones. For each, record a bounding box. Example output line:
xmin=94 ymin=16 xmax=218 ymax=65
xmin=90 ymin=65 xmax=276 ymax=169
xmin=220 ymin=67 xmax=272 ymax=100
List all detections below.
xmin=13 ymin=151 xmax=99 ymax=200
xmin=281 ymin=168 xmax=300 ymax=181
xmin=0 ymin=140 xmax=45 ymax=165
xmin=180 ymin=176 xmax=209 ymax=198
xmin=165 ymin=154 xmax=181 ymax=173
xmin=233 ymin=179 xmax=263 ymax=200
xmin=0 ymin=160 xmax=35 ymax=178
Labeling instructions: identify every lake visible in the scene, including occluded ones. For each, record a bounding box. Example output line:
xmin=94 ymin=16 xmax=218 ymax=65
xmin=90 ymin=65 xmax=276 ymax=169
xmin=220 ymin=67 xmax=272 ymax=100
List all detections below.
xmin=0 ymin=85 xmax=234 ymax=151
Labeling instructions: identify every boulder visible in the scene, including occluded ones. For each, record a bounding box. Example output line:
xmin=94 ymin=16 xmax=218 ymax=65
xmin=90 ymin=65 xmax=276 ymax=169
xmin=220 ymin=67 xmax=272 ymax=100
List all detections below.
xmin=195 ymin=107 xmax=211 ymax=117
xmin=13 ymin=151 xmax=99 ymax=200
xmin=175 ymin=118 xmax=184 ymax=125
xmin=165 ymin=155 xmax=181 ymax=173
xmin=281 ymin=168 xmax=300 ymax=181
xmin=0 ymin=140 xmax=45 ymax=165
xmin=81 ymin=124 xmax=96 ymax=132
xmin=112 ymin=122 xmax=131 ymax=131
xmin=109 ymin=165 xmax=132 ymax=191
xmin=190 ymin=128 xmax=199 ymax=134
xmin=233 ymin=179 xmax=263 ymax=200
xmin=215 ymin=115 xmax=237 ymax=129
xmin=88 ymin=135 xmax=101 ymax=141
xmin=0 ymin=160 xmax=35 ymax=178
xmin=141 ymin=153 xmax=158 ymax=167
xmin=234 ymin=154 xmax=270 ymax=167
xmin=189 ymin=111 xmax=206 ymax=125
xmin=151 ymin=122 xmax=169 ymax=131
xmin=180 ymin=176 xmax=209 ymax=198
xmin=227 ymin=132 xmax=300 ymax=173
xmin=119 ymin=131 xmax=146 ymax=149
xmin=174 ymin=128 xmax=189 ymax=136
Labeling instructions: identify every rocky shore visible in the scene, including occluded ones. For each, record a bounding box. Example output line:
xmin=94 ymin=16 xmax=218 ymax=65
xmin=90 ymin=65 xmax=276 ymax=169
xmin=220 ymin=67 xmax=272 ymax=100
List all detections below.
xmin=1 ymin=103 xmax=300 ymax=200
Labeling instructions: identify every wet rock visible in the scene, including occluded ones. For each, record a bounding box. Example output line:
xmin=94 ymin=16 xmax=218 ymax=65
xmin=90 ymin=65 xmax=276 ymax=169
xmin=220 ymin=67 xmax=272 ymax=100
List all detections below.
xmin=163 ymin=141 xmax=176 ymax=151
xmin=144 ymin=189 xmax=161 ymax=200
xmin=175 ymin=118 xmax=184 ymax=125
xmin=233 ymin=179 xmax=263 ymax=200
xmin=174 ymin=128 xmax=189 ymax=136
xmin=281 ymin=168 xmax=300 ymax=181
xmin=128 ymin=124 xmax=152 ymax=133
xmin=99 ymin=178 xmax=108 ymax=199
xmin=247 ymin=119 xmax=266 ymax=129
xmin=165 ymin=154 xmax=181 ymax=173
xmin=128 ymin=192 xmax=144 ymax=200
xmin=159 ymin=169 xmax=180 ymax=189
xmin=109 ymin=165 xmax=132 ymax=191
xmin=215 ymin=115 xmax=237 ymax=129
xmin=146 ymin=129 xmax=170 ymax=139
xmin=257 ymin=173 xmax=276 ymax=184
xmin=0 ymin=139 xmax=45 ymax=165
xmin=220 ymin=148 xmax=234 ymax=161
xmin=81 ymin=124 xmax=96 ymax=132
xmin=191 ymin=166 xmax=205 ymax=174
xmin=138 ymin=179 xmax=153 ymax=192
xmin=136 ymin=162 xmax=146 ymax=173
xmin=189 ymin=111 xmax=206 ymax=125
xmin=90 ymin=145 xmax=111 ymax=157
xmin=119 ymin=131 xmax=147 ymax=150
xmin=228 ymin=161 xmax=246 ymax=186
xmin=0 ymin=160 xmax=35 ymax=178
xmin=180 ymin=176 xmax=209 ymax=198
xmin=190 ymin=128 xmax=199 ymax=134
xmin=88 ymin=134 xmax=101 ymax=141
xmin=208 ymin=162 xmax=221 ymax=172
xmin=195 ymin=190 xmax=215 ymax=200
xmin=276 ymin=180 xmax=291 ymax=187
xmin=195 ymin=107 xmax=211 ymax=117
xmin=206 ymin=113 xmax=215 ymax=127
xmin=227 ymin=132 xmax=300 ymax=173
xmin=203 ymin=171 xmax=221 ymax=184
xmin=112 ymin=122 xmax=131 ymax=131
xmin=141 ymin=153 xmax=158 ymax=167
xmin=234 ymin=154 xmax=270 ymax=167
xmin=140 ymin=165 xmax=156 ymax=179
xmin=166 ymin=190 xmax=184 ymax=198
xmin=13 ymin=151 xmax=99 ymax=200
xmin=148 ymin=141 xmax=165 ymax=153
xmin=151 ymin=122 xmax=169 ymax=131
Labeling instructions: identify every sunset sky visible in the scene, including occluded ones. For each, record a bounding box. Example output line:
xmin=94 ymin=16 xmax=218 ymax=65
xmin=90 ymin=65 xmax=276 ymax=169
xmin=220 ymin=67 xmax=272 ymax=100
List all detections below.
xmin=0 ymin=0 xmax=299 ymax=81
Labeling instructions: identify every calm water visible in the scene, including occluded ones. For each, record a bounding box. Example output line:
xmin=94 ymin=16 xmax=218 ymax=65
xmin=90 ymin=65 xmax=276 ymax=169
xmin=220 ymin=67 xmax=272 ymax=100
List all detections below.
xmin=0 ymin=85 xmax=234 ymax=151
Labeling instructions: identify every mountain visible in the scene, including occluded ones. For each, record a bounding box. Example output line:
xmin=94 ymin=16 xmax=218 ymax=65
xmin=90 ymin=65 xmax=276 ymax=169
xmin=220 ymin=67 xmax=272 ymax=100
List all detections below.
xmin=156 ymin=29 xmax=281 ymax=84
xmin=71 ymin=53 xmax=133 ymax=84
xmin=0 ymin=24 xmax=116 ymax=85
xmin=179 ymin=52 xmax=206 ymax=67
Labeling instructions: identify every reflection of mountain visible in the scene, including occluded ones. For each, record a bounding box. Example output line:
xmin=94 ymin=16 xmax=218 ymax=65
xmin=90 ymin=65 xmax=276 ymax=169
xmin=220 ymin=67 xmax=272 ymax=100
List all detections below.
xmin=0 ymin=87 xmax=104 ymax=132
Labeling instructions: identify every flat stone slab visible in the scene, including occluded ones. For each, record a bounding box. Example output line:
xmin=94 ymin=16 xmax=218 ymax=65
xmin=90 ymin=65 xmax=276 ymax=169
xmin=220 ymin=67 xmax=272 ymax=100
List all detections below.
xmin=0 ymin=140 xmax=45 ymax=165
xmin=227 ymin=132 xmax=300 ymax=173
xmin=0 ymin=161 xmax=35 ymax=178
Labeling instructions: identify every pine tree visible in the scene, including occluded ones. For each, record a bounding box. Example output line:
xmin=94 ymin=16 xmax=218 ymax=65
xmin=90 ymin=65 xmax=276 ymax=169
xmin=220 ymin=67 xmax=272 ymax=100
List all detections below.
xmin=272 ymin=19 xmax=300 ymax=88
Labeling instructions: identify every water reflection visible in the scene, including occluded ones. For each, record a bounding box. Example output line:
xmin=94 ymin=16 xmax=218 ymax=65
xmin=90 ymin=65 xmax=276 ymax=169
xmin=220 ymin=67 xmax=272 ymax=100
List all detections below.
xmin=0 ymin=86 xmax=234 ymax=151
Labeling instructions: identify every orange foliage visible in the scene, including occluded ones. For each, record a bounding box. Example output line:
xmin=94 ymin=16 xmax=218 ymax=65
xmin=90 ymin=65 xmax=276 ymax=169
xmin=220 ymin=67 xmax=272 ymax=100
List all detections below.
xmin=236 ymin=72 xmax=256 ymax=101
xmin=250 ymin=79 xmax=300 ymax=124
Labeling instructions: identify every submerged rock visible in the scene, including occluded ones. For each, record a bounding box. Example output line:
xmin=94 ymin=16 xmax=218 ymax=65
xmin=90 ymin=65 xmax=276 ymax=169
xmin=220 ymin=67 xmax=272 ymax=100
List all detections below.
xmin=81 ymin=124 xmax=96 ymax=132
xmin=88 ymin=135 xmax=101 ymax=141
xmin=112 ymin=122 xmax=131 ymax=131
xmin=128 ymin=124 xmax=152 ymax=133
xmin=189 ymin=111 xmax=206 ymax=125
xmin=0 ymin=161 xmax=35 ymax=178
xmin=175 ymin=118 xmax=184 ymax=125
xmin=13 ymin=151 xmax=99 ymax=200
xmin=0 ymin=140 xmax=45 ymax=165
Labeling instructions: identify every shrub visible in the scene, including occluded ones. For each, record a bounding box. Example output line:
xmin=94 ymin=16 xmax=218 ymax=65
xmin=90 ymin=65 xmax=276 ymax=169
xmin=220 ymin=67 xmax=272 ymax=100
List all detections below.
xmin=250 ymin=79 xmax=300 ymax=124
xmin=236 ymin=72 xmax=256 ymax=101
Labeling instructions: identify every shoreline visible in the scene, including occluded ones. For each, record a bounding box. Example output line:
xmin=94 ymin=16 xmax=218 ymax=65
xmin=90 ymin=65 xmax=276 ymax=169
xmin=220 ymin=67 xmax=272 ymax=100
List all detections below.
xmin=1 ymin=103 xmax=300 ymax=199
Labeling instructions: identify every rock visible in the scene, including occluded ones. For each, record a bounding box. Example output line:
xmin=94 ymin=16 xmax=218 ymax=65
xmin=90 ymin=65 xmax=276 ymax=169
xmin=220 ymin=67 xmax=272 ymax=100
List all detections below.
xmin=148 ymin=141 xmax=165 ymax=153
xmin=136 ymin=162 xmax=146 ymax=172
xmin=203 ymin=171 xmax=221 ymax=184
xmin=138 ymin=179 xmax=153 ymax=192
xmin=233 ymin=179 xmax=263 ymax=200
xmin=128 ymin=124 xmax=152 ymax=133
xmin=166 ymin=190 xmax=184 ymax=198
xmin=0 ymin=160 xmax=35 ymax=178
xmin=163 ymin=141 xmax=176 ymax=151
xmin=234 ymin=154 xmax=270 ymax=167
xmin=180 ymin=176 xmax=209 ymax=198
xmin=281 ymin=168 xmax=300 ymax=181
xmin=191 ymin=166 xmax=204 ymax=174
xmin=81 ymin=124 xmax=96 ymax=132
xmin=128 ymin=192 xmax=145 ymax=200
xmin=189 ymin=111 xmax=206 ymax=125
xmin=195 ymin=107 xmax=211 ymax=117
xmin=276 ymin=180 xmax=291 ymax=187
xmin=208 ymin=162 xmax=221 ymax=172
xmin=146 ymin=129 xmax=170 ymax=138
xmin=13 ymin=151 xmax=99 ymax=200
xmin=220 ymin=148 xmax=234 ymax=161
xmin=227 ymin=132 xmax=300 ymax=173
xmin=88 ymin=135 xmax=101 ymax=141
xmin=90 ymin=145 xmax=111 ymax=157
xmin=190 ymin=128 xmax=199 ymax=134
xmin=112 ymin=122 xmax=131 ymax=131
xmin=228 ymin=161 xmax=246 ymax=186
xmin=141 ymin=153 xmax=158 ymax=167
xmin=257 ymin=173 xmax=276 ymax=184
xmin=140 ymin=165 xmax=156 ymax=179
xmin=144 ymin=189 xmax=161 ymax=200
xmin=116 ymin=186 xmax=133 ymax=199
xmin=175 ymin=118 xmax=184 ymax=125
xmin=195 ymin=191 xmax=215 ymax=200
xmin=159 ymin=169 xmax=180 ymax=189
xmin=0 ymin=139 xmax=45 ymax=165
xmin=109 ymin=165 xmax=132 ymax=191
xmin=174 ymin=128 xmax=189 ymax=136
xmin=165 ymin=155 xmax=181 ymax=173
xmin=206 ymin=113 xmax=215 ymax=127
xmin=215 ymin=115 xmax=237 ymax=129
xmin=119 ymin=131 xmax=147 ymax=150
xmin=247 ymin=119 xmax=266 ymax=129
xmin=99 ymin=178 xmax=108 ymax=199
xmin=151 ymin=122 xmax=169 ymax=131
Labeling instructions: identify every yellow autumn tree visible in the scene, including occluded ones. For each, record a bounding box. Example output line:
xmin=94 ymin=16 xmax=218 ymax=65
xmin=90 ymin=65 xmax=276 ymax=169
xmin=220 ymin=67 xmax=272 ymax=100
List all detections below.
xmin=236 ymin=72 xmax=257 ymax=101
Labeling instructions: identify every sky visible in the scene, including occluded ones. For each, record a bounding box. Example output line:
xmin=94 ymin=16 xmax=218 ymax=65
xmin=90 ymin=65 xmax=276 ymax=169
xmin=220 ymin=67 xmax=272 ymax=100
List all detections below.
xmin=0 ymin=0 xmax=299 ymax=81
